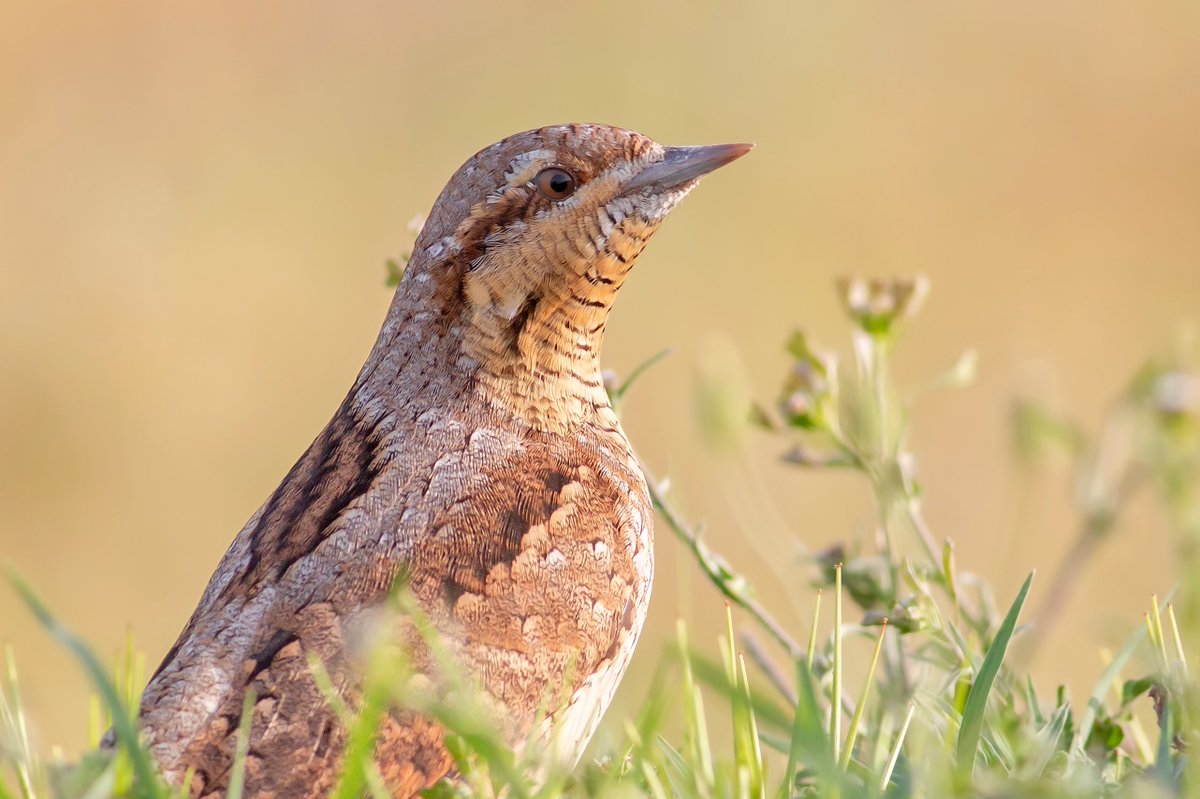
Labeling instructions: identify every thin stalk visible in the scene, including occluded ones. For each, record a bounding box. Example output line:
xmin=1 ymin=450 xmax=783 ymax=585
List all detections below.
xmin=1167 ymin=603 xmax=1188 ymax=674
xmin=742 ymin=630 xmax=797 ymax=705
xmin=1151 ymin=596 xmax=1171 ymax=669
xmin=737 ymin=654 xmax=765 ymax=797
xmin=1027 ymin=469 xmax=1145 ymax=661
xmin=1144 ymin=613 xmax=1160 ymax=663
xmin=225 ymin=689 xmax=256 ymax=799
xmin=807 ymin=591 xmax=823 ymax=670
xmin=1 ymin=646 xmax=37 ymax=799
xmin=881 ymin=704 xmax=916 ymax=793
xmin=904 ymin=501 xmax=942 ymax=572
xmin=841 ymin=619 xmax=889 ymax=769
xmin=830 ymin=564 xmax=843 ymax=764
xmin=645 ymin=469 xmax=804 ymax=659
xmin=677 ymin=621 xmax=715 ymax=789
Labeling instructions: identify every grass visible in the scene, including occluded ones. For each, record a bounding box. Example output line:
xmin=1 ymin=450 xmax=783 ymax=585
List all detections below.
xmin=2 ymin=276 xmax=1198 ymax=798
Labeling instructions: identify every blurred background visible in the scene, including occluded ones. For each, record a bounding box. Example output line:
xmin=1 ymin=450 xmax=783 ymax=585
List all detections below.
xmin=2 ymin=0 xmax=1199 ymax=756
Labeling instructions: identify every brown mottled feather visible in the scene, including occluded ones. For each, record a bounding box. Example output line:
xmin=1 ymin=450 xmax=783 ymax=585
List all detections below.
xmin=137 ymin=123 xmax=746 ymax=798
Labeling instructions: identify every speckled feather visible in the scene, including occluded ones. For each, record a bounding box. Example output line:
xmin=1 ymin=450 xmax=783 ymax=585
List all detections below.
xmin=137 ymin=124 xmax=744 ymax=799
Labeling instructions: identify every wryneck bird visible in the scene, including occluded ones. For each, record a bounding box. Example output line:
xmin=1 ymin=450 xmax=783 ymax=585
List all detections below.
xmin=137 ymin=123 xmax=750 ymax=798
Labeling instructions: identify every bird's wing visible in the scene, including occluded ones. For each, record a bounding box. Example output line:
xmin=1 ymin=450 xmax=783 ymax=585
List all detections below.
xmin=138 ymin=392 xmax=429 ymax=794
xmin=139 ymin=397 xmax=650 ymax=797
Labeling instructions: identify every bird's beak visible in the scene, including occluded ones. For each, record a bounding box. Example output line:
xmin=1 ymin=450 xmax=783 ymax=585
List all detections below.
xmin=624 ymin=142 xmax=754 ymax=193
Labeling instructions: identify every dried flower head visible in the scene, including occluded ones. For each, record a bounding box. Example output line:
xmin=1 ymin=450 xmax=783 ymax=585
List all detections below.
xmin=836 ymin=275 xmax=930 ymax=337
xmin=1152 ymin=370 xmax=1200 ymax=419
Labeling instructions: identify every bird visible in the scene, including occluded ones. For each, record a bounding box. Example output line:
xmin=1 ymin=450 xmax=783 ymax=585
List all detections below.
xmin=136 ymin=123 xmax=751 ymax=798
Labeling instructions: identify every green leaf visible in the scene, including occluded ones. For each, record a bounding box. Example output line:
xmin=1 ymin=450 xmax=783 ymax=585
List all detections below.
xmin=1023 ymin=676 xmax=1045 ymax=727
xmin=956 ymin=571 xmax=1034 ymax=778
xmin=1120 ymin=677 xmax=1155 ymax=708
xmin=384 ymin=256 xmax=407 ymax=287
xmin=1085 ymin=716 xmax=1124 ymax=754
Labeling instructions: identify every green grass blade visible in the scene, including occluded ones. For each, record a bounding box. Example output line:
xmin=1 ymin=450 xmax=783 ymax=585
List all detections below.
xmin=955 ymin=571 xmax=1034 ymax=778
xmin=880 ymin=704 xmax=915 ymax=793
xmin=611 ymin=348 xmax=672 ymax=406
xmin=1166 ymin=603 xmax=1187 ymax=673
xmin=830 ymin=564 xmax=843 ymax=764
xmin=688 ymin=653 xmax=791 ymax=731
xmin=807 ymin=590 xmax=822 ymax=670
xmin=781 ymin=660 xmax=815 ymax=798
xmin=6 ymin=569 xmax=162 ymax=797
xmin=641 ymin=760 xmax=671 ymax=799
xmin=225 ymin=689 xmax=256 ymax=799
xmin=1023 ymin=675 xmax=1044 ymax=727
xmin=1149 ymin=595 xmax=1170 ymax=666
xmin=735 ymin=653 xmax=765 ymax=798
xmin=677 ymin=621 xmax=715 ymax=790
xmin=176 ymin=768 xmax=196 ymax=799
xmin=1 ymin=645 xmax=39 ymax=799
xmin=841 ymin=620 xmax=888 ymax=769
xmin=782 ymin=660 xmax=841 ymax=797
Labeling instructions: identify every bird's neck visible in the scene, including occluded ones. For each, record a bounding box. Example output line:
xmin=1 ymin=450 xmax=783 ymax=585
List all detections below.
xmin=447 ymin=216 xmax=655 ymax=434
xmin=460 ymin=274 xmax=620 ymax=434
xmin=357 ymin=264 xmax=623 ymax=436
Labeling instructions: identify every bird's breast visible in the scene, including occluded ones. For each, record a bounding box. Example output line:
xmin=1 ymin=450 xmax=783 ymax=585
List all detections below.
xmin=404 ymin=417 xmax=654 ymax=758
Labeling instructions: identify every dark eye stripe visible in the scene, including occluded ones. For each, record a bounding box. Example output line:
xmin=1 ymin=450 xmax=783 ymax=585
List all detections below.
xmin=458 ymin=186 xmax=540 ymax=268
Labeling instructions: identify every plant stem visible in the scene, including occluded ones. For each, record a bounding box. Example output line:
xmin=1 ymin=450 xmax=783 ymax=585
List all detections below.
xmin=741 ymin=630 xmax=797 ymax=706
xmin=645 ymin=468 xmax=804 ymax=661
xmin=1026 ymin=470 xmax=1143 ymax=662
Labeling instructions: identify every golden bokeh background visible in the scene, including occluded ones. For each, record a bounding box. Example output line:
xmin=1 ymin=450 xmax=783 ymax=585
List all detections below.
xmin=3 ymin=0 xmax=1199 ymax=756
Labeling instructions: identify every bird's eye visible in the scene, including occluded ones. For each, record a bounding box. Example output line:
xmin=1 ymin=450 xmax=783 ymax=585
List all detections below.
xmin=534 ymin=167 xmax=577 ymax=201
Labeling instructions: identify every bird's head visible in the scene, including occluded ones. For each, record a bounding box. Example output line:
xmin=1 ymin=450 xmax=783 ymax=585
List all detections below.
xmin=388 ymin=123 xmax=751 ymax=430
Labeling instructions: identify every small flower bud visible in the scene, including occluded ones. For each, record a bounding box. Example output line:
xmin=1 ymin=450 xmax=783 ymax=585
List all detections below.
xmin=779 ymin=331 xmax=837 ymax=430
xmin=835 ymin=275 xmax=930 ymax=337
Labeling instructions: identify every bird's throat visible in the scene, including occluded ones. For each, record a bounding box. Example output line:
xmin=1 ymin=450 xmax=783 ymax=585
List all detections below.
xmin=453 ymin=219 xmax=658 ymax=434
xmin=461 ymin=279 xmax=619 ymax=434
